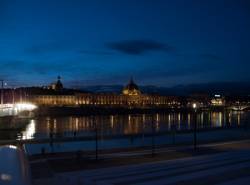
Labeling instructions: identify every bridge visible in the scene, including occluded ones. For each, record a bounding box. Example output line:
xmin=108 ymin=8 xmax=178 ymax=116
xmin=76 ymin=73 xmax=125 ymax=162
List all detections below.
xmin=228 ymin=105 xmax=250 ymax=111
xmin=0 ymin=103 xmax=37 ymax=117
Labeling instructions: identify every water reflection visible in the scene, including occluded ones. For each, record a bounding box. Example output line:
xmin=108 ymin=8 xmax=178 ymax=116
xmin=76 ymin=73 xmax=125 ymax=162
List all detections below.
xmin=21 ymin=119 xmax=36 ymax=140
xmin=17 ymin=111 xmax=250 ymax=140
xmin=211 ymin=112 xmax=222 ymax=127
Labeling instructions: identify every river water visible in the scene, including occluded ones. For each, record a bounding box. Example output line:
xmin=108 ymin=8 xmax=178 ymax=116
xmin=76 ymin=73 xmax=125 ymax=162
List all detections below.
xmin=1 ymin=111 xmax=250 ymax=154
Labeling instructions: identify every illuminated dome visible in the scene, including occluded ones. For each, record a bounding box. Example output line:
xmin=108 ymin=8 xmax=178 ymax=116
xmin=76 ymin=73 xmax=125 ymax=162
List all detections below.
xmin=55 ymin=76 xmax=63 ymax=90
xmin=48 ymin=76 xmax=63 ymax=91
xmin=122 ymin=77 xmax=141 ymax=95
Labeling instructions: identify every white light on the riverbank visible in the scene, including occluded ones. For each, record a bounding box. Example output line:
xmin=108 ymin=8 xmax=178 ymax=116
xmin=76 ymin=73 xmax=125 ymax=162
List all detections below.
xmin=192 ymin=103 xmax=197 ymax=109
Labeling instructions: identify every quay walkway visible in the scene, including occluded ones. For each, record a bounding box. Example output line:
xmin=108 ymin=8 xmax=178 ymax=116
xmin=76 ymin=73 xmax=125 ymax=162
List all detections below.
xmin=32 ymin=140 xmax=250 ymax=185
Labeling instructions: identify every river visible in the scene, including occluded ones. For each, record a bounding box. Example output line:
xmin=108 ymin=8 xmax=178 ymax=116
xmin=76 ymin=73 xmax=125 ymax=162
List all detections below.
xmin=1 ymin=110 xmax=250 ymax=154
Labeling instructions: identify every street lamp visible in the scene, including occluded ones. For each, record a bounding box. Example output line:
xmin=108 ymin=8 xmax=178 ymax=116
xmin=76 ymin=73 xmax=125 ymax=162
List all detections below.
xmin=192 ymin=103 xmax=197 ymax=109
xmin=192 ymin=103 xmax=198 ymax=151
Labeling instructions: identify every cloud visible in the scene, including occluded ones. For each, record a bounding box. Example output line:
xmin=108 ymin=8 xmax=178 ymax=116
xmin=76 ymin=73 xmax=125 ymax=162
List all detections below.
xmin=106 ymin=39 xmax=174 ymax=55
xmin=27 ymin=39 xmax=172 ymax=56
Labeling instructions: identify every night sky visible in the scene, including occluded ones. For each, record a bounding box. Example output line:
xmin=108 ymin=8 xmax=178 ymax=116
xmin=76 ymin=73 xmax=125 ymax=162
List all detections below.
xmin=0 ymin=0 xmax=250 ymax=88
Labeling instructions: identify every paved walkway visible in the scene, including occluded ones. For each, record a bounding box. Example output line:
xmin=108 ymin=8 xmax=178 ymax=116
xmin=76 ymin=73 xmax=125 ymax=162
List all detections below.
xmin=33 ymin=147 xmax=250 ymax=185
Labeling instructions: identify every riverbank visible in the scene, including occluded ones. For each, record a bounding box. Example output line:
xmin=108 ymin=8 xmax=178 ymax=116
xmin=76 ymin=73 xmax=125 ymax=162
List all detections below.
xmin=34 ymin=106 xmax=228 ymax=116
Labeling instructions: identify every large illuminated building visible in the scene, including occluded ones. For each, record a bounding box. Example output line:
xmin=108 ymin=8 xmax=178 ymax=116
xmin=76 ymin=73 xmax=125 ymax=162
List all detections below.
xmin=3 ymin=77 xmax=250 ymax=110
xmin=29 ymin=77 xmax=181 ymax=108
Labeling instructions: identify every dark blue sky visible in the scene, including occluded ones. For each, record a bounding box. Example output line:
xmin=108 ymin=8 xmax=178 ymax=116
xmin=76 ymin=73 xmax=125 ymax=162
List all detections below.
xmin=0 ymin=0 xmax=250 ymax=87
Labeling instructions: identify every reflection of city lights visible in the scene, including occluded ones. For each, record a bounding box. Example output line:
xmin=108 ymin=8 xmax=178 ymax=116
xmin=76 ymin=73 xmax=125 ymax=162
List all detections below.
xmin=46 ymin=117 xmax=50 ymax=129
xmin=219 ymin=112 xmax=222 ymax=127
xmin=13 ymin=112 xmax=241 ymax=141
xmin=178 ymin=113 xmax=181 ymax=129
xmin=201 ymin=113 xmax=204 ymax=125
xmin=142 ymin=114 xmax=145 ymax=122
xmin=237 ymin=113 xmax=241 ymax=125
xmin=53 ymin=119 xmax=57 ymax=130
xmin=211 ymin=112 xmax=222 ymax=127
xmin=21 ymin=119 xmax=36 ymax=140
xmin=228 ymin=113 xmax=231 ymax=125
xmin=188 ymin=114 xmax=191 ymax=126
xmin=110 ymin=115 xmax=114 ymax=128
xmin=156 ymin=122 xmax=159 ymax=131
xmin=75 ymin=117 xmax=79 ymax=130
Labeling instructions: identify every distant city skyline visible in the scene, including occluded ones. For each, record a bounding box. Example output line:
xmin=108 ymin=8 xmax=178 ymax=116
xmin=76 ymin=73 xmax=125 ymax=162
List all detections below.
xmin=0 ymin=0 xmax=250 ymax=87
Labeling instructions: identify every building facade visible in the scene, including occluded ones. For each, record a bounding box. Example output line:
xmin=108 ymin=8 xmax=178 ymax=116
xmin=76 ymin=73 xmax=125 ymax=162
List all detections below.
xmin=29 ymin=78 xmax=181 ymax=108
